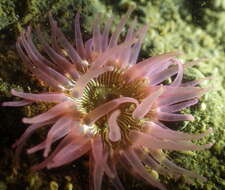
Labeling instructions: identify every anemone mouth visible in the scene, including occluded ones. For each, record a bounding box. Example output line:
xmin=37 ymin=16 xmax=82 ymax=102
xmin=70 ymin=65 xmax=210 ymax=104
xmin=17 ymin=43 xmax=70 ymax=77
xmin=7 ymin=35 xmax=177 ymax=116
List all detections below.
xmin=73 ymin=66 xmax=150 ymax=149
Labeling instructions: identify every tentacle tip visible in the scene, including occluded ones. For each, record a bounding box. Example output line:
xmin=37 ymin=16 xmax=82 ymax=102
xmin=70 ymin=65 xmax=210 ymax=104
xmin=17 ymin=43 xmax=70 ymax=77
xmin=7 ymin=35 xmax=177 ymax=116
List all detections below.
xmin=208 ymin=127 xmax=213 ymax=134
xmin=175 ymin=50 xmax=183 ymax=56
xmin=128 ymin=4 xmax=136 ymax=12
xmin=1 ymin=102 xmax=7 ymax=107
xmin=189 ymin=115 xmax=195 ymax=121
xmin=22 ymin=117 xmax=29 ymax=123
xmin=46 ymin=165 xmax=52 ymax=169
xmin=158 ymin=184 xmax=167 ymax=190
xmin=167 ymin=50 xmax=183 ymax=57
xmin=108 ymin=66 xmax=114 ymax=72
xmin=109 ymin=134 xmax=121 ymax=142
xmin=16 ymin=36 xmax=21 ymax=41
xmin=47 ymin=162 xmax=55 ymax=169
xmin=27 ymin=149 xmax=32 ymax=154
xmin=201 ymin=87 xmax=212 ymax=94
xmin=30 ymin=165 xmax=39 ymax=172
xmin=11 ymin=88 xmax=17 ymax=94
xmin=131 ymin=111 xmax=138 ymax=119
xmin=199 ymin=176 xmax=207 ymax=182
xmin=207 ymin=143 xmax=214 ymax=148
xmin=203 ymin=143 xmax=214 ymax=149
xmin=48 ymin=11 xmax=53 ymax=18
xmin=27 ymin=25 xmax=32 ymax=31
xmin=12 ymin=143 xmax=17 ymax=149
xmin=43 ymin=152 xmax=49 ymax=158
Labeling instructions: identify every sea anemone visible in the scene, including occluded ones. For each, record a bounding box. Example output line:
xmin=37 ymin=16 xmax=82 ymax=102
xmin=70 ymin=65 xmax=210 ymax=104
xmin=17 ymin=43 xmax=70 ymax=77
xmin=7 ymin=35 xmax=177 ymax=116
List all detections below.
xmin=2 ymin=8 xmax=213 ymax=190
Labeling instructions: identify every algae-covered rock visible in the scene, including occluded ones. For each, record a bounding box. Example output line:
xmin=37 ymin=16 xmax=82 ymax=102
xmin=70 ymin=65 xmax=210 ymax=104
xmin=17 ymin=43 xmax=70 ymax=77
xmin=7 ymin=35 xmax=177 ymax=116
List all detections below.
xmin=0 ymin=0 xmax=18 ymax=30
xmin=0 ymin=0 xmax=224 ymax=189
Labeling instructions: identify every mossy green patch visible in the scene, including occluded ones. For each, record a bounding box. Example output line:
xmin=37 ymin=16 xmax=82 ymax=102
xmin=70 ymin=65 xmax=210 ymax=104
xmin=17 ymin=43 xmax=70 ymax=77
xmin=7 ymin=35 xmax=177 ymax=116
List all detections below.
xmin=0 ymin=0 xmax=18 ymax=30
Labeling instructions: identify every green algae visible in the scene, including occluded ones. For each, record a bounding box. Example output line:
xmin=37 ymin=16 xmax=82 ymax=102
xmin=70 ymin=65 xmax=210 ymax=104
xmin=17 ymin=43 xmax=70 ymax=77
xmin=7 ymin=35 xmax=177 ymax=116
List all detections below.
xmin=0 ymin=0 xmax=18 ymax=30
xmin=0 ymin=0 xmax=225 ymax=190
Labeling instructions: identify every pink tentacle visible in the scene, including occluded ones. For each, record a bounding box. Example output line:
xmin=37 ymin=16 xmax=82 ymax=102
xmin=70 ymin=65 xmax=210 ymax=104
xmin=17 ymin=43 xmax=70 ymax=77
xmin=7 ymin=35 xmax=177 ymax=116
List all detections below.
xmin=13 ymin=120 xmax=56 ymax=149
xmin=1 ymin=100 xmax=32 ymax=107
xmin=85 ymin=38 xmax=93 ymax=60
xmin=108 ymin=110 xmax=121 ymax=142
xmin=102 ymin=16 xmax=114 ymax=51
xmin=11 ymin=89 xmax=68 ymax=103
xmin=134 ymin=131 xmax=212 ymax=151
xmin=91 ymin=38 xmax=137 ymax=69
xmin=12 ymin=120 xmax=56 ymax=166
xmin=25 ymin=26 xmax=56 ymax=69
xmin=54 ymin=22 xmax=83 ymax=69
xmin=43 ymin=116 xmax=75 ymax=157
xmin=145 ymin=122 xmax=213 ymax=141
xmin=108 ymin=7 xmax=133 ymax=48
xmin=159 ymin=99 xmax=198 ymax=112
xmin=129 ymin=24 xmax=148 ymax=65
xmin=157 ymin=112 xmax=194 ymax=121
xmin=122 ymin=149 xmax=167 ymax=190
xmin=48 ymin=138 xmax=90 ymax=168
xmin=27 ymin=123 xmax=82 ymax=154
xmin=125 ymin=51 xmax=181 ymax=83
xmin=169 ymin=59 xmax=184 ymax=87
xmin=158 ymin=87 xmax=207 ymax=106
xmin=84 ymin=97 xmax=138 ymax=125
xmin=36 ymin=26 xmax=80 ymax=80
xmin=149 ymin=58 xmax=207 ymax=85
xmin=181 ymin=77 xmax=212 ymax=87
xmin=162 ymin=158 xmax=206 ymax=181
xmin=141 ymin=151 xmax=171 ymax=177
xmin=125 ymin=18 xmax=137 ymax=41
xmin=48 ymin=13 xmax=61 ymax=52
xmin=21 ymin=29 xmax=72 ymax=88
xmin=71 ymin=66 xmax=114 ymax=98
xmin=91 ymin=136 xmax=105 ymax=190
xmin=132 ymin=86 xmax=163 ymax=119
xmin=93 ymin=13 xmax=102 ymax=53
xmin=30 ymin=129 xmax=82 ymax=170
xmin=149 ymin=63 xmax=178 ymax=85
xmin=118 ymin=18 xmax=137 ymax=68
xmin=16 ymin=37 xmax=62 ymax=90
xmin=22 ymin=101 xmax=75 ymax=124
xmin=75 ymin=11 xmax=86 ymax=58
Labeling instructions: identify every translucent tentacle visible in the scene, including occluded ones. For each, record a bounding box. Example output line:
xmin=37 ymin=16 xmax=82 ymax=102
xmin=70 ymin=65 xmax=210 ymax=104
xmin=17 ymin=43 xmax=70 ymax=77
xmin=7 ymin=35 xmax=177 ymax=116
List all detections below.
xmin=108 ymin=7 xmax=133 ymax=48
xmin=132 ymin=86 xmax=163 ymax=119
xmin=125 ymin=51 xmax=181 ymax=83
xmin=2 ymin=100 xmax=32 ymax=107
xmin=11 ymin=89 xmax=68 ymax=103
xmin=157 ymin=112 xmax=194 ymax=121
xmin=43 ymin=116 xmax=75 ymax=157
xmin=91 ymin=136 xmax=105 ymax=190
xmin=102 ymin=16 xmax=114 ymax=51
xmin=129 ymin=24 xmax=148 ymax=65
xmin=22 ymin=101 xmax=74 ymax=124
xmin=134 ymin=131 xmax=212 ymax=151
xmin=159 ymin=99 xmax=198 ymax=112
xmin=169 ymin=59 xmax=184 ymax=87
xmin=122 ymin=149 xmax=167 ymax=190
xmin=75 ymin=11 xmax=86 ymax=58
xmin=93 ymin=13 xmax=102 ymax=53
xmin=71 ymin=66 xmax=114 ymax=98
xmin=84 ymin=97 xmax=138 ymax=125
xmin=108 ymin=110 xmax=121 ymax=142
xmin=145 ymin=122 xmax=213 ymax=141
